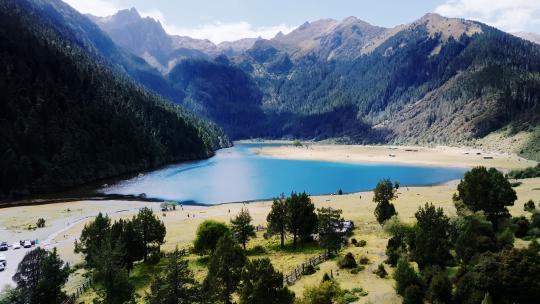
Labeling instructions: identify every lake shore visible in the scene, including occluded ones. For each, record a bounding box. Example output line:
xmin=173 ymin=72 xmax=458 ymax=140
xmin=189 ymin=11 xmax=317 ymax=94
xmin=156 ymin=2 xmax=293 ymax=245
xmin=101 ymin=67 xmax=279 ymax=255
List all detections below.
xmin=2 ymin=177 xmax=539 ymax=303
xmin=250 ymin=143 xmax=537 ymax=170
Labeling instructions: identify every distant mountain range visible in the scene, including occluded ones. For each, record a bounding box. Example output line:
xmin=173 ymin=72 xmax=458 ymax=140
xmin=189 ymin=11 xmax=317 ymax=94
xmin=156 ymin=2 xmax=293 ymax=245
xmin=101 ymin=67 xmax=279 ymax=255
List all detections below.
xmin=85 ymin=8 xmax=540 ymax=161
xmin=88 ymin=8 xmax=261 ymax=73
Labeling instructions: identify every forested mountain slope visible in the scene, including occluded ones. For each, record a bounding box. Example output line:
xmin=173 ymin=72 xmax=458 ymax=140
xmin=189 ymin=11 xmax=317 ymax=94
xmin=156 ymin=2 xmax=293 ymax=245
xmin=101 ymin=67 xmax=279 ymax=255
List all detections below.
xmin=88 ymin=9 xmax=540 ymax=160
xmin=0 ymin=0 xmax=229 ymax=199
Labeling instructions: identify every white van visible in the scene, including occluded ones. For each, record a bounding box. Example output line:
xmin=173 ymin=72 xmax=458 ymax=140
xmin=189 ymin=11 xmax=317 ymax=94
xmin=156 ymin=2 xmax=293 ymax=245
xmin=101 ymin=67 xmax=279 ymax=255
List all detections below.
xmin=0 ymin=254 xmax=6 ymax=267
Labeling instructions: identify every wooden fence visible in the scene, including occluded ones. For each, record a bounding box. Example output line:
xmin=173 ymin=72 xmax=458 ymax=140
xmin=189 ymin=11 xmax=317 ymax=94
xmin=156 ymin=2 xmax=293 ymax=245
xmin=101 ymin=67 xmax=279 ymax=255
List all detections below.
xmin=283 ymin=251 xmax=330 ymax=285
xmin=62 ymin=277 xmax=93 ymax=304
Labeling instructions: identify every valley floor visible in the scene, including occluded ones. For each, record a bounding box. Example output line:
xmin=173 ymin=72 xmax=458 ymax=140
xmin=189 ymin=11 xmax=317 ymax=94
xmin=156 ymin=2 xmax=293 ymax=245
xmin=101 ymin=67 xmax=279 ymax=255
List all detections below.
xmin=251 ymin=143 xmax=537 ymax=170
xmin=2 ymin=177 xmax=540 ymax=303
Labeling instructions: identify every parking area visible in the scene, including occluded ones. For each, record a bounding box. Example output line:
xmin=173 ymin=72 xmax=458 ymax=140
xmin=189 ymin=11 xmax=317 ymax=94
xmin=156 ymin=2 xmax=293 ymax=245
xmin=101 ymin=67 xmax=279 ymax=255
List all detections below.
xmin=0 ymin=244 xmax=37 ymax=287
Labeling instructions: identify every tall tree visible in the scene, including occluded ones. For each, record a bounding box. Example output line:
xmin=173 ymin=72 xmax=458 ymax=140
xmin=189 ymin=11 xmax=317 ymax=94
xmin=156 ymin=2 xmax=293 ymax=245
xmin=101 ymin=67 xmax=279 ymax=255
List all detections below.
xmin=411 ymin=203 xmax=452 ymax=269
xmin=145 ymin=248 xmax=201 ymax=304
xmin=34 ymin=248 xmax=70 ymax=304
xmin=12 ymin=248 xmax=70 ymax=304
xmin=238 ymin=258 xmax=295 ymax=304
xmin=455 ymin=167 xmax=517 ymax=230
xmin=203 ymin=234 xmax=246 ymax=304
xmin=316 ymin=207 xmax=344 ymax=254
xmin=74 ymin=212 xmax=111 ymax=267
xmin=133 ymin=207 xmax=166 ymax=262
xmin=92 ymin=237 xmax=134 ymax=304
xmin=373 ymin=179 xmax=399 ymax=224
xmin=193 ymin=220 xmax=231 ymax=254
xmin=286 ymin=192 xmax=317 ymax=247
xmin=454 ymin=215 xmax=498 ymax=263
xmin=267 ymin=195 xmax=288 ymax=248
xmin=230 ymin=208 xmax=256 ymax=250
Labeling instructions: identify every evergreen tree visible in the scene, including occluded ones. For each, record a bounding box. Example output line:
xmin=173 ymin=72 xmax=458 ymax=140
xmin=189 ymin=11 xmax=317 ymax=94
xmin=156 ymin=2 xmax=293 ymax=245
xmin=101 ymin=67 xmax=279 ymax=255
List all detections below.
xmin=393 ymin=257 xmax=422 ymax=296
xmin=316 ymin=207 xmax=344 ymax=254
xmin=455 ymin=167 xmax=517 ymax=230
xmin=203 ymin=234 xmax=246 ymax=304
xmin=133 ymin=207 xmax=166 ymax=262
xmin=74 ymin=212 xmax=111 ymax=267
xmin=145 ymin=248 xmax=201 ymax=304
xmin=12 ymin=247 xmax=70 ymax=304
xmin=230 ymin=208 xmax=256 ymax=250
xmin=267 ymin=195 xmax=288 ymax=248
xmin=92 ymin=238 xmax=134 ymax=304
xmin=373 ymin=179 xmax=399 ymax=224
xmin=286 ymin=192 xmax=317 ymax=247
xmin=411 ymin=203 xmax=452 ymax=269
xmin=238 ymin=258 xmax=295 ymax=304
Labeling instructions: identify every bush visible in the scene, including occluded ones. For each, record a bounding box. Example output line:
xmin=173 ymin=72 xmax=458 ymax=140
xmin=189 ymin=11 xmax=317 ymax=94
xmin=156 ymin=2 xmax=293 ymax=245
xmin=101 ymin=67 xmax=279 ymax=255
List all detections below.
xmin=374 ymin=263 xmax=388 ymax=278
xmin=512 ymin=216 xmax=531 ymax=238
xmin=303 ymin=264 xmax=317 ymax=275
xmin=248 ymin=245 xmax=267 ymax=255
xmin=351 ymin=238 xmax=357 ymax=245
xmin=350 ymin=266 xmax=365 ymax=274
xmin=338 ymin=253 xmax=357 ymax=269
xmin=193 ymin=220 xmax=230 ymax=254
xmin=350 ymin=287 xmax=368 ymax=296
xmin=36 ymin=218 xmax=45 ymax=228
xmin=394 ymin=257 xmax=421 ymax=295
xmin=524 ymin=200 xmax=536 ymax=212
xmin=342 ymin=292 xmax=359 ymax=303
xmin=322 ymin=273 xmax=332 ymax=282
xmin=403 ymin=284 xmax=424 ymax=304
xmin=358 ymin=240 xmax=367 ymax=247
xmin=359 ymin=256 xmax=370 ymax=265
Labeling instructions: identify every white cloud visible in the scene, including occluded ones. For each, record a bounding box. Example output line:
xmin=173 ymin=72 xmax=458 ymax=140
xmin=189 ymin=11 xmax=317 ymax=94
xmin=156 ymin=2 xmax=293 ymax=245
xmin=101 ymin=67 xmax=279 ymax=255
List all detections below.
xmin=63 ymin=1 xmax=296 ymax=43
xmin=62 ymin=0 xmax=122 ymax=16
xmin=435 ymin=0 xmax=540 ymax=32
xmin=165 ymin=21 xmax=296 ymax=44
xmin=140 ymin=9 xmax=296 ymax=43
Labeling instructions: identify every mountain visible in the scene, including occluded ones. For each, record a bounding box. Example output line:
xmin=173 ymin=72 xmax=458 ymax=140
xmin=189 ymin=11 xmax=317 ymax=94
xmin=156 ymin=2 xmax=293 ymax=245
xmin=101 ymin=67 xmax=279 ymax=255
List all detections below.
xmin=88 ymin=8 xmax=540 ymax=160
xmin=230 ymin=14 xmax=540 ymax=158
xmin=513 ymin=32 xmax=540 ymax=45
xmin=88 ymin=8 xmax=258 ymax=73
xmin=0 ymin=0 xmax=229 ymax=199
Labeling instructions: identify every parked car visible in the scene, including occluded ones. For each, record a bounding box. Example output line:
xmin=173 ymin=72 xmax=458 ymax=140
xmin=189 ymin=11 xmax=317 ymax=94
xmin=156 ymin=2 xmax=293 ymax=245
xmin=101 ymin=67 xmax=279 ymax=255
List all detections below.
xmin=23 ymin=240 xmax=31 ymax=248
xmin=0 ymin=254 xmax=6 ymax=267
xmin=12 ymin=242 xmax=21 ymax=250
xmin=0 ymin=242 xmax=8 ymax=251
xmin=0 ymin=263 xmax=5 ymax=271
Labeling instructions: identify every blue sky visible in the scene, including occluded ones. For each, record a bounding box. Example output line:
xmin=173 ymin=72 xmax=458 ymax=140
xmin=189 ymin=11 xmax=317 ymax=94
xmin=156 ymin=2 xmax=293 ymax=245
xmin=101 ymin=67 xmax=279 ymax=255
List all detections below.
xmin=64 ymin=0 xmax=540 ymax=43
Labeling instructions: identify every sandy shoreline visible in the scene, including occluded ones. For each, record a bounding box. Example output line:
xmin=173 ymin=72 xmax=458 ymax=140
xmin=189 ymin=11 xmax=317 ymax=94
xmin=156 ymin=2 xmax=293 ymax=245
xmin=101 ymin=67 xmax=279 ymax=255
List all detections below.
xmin=251 ymin=143 xmax=537 ymax=170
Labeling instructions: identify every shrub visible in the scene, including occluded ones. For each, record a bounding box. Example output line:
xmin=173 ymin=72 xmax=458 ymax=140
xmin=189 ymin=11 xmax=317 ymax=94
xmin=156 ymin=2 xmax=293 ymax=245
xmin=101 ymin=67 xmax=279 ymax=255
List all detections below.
xmin=351 ymin=238 xmax=357 ymax=245
xmin=394 ymin=257 xmax=421 ymax=295
xmin=524 ymin=200 xmax=536 ymax=212
xmin=36 ymin=218 xmax=45 ymax=228
xmin=403 ymin=284 xmax=424 ymax=304
xmin=512 ymin=216 xmax=530 ymax=238
xmin=350 ymin=266 xmax=365 ymax=274
xmin=374 ymin=263 xmax=388 ymax=278
xmin=359 ymin=256 xmax=370 ymax=265
xmin=351 ymin=287 xmax=368 ymax=296
xmin=342 ymin=292 xmax=359 ymax=303
xmin=248 ymin=245 xmax=266 ymax=255
xmin=303 ymin=264 xmax=317 ymax=275
xmin=358 ymin=240 xmax=367 ymax=247
xmin=337 ymin=253 xmax=357 ymax=269
xmin=322 ymin=273 xmax=332 ymax=282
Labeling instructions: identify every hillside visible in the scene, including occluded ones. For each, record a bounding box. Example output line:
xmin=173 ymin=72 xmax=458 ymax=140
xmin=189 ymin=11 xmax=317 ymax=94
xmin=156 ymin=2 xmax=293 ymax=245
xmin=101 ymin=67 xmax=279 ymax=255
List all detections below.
xmin=0 ymin=0 xmax=229 ymax=199
xmin=88 ymin=9 xmax=540 ymax=160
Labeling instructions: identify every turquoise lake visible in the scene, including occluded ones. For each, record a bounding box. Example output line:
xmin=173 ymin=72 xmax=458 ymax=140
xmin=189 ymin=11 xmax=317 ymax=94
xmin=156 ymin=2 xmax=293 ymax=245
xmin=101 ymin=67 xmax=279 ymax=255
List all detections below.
xmin=100 ymin=143 xmax=467 ymax=205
